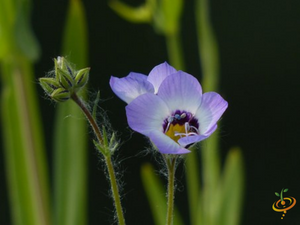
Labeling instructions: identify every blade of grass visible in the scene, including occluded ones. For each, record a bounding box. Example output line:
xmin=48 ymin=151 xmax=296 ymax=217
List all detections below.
xmin=216 ymin=148 xmax=244 ymax=225
xmin=53 ymin=0 xmax=88 ymax=225
xmin=1 ymin=0 xmax=49 ymax=224
xmin=195 ymin=0 xmax=221 ymax=223
xmin=195 ymin=0 xmax=220 ymax=93
xmin=1 ymin=56 xmax=50 ymax=225
xmin=185 ymin=145 xmax=200 ymax=225
xmin=141 ymin=163 xmax=184 ymax=225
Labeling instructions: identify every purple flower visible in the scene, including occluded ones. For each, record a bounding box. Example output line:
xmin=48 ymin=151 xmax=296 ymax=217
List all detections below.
xmin=110 ymin=62 xmax=228 ymax=154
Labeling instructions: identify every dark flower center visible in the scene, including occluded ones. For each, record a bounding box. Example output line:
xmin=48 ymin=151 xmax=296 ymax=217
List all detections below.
xmin=163 ymin=110 xmax=199 ymax=143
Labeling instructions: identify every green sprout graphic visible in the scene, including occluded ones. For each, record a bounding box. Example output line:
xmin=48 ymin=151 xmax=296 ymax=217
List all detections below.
xmin=275 ymin=188 xmax=289 ymax=205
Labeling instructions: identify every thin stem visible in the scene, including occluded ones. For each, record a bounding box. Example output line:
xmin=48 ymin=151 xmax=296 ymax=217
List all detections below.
xmin=71 ymin=93 xmax=125 ymax=225
xmin=105 ymin=156 xmax=126 ymax=225
xmin=71 ymin=93 xmax=103 ymax=144
xmin=165 ymin=156 xmax=177 ymax=225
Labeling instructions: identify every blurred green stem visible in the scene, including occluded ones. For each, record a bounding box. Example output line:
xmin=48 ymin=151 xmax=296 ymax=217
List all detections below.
xmin=185 ymin=147 xmax=200 ymax=225
xmin=195 ymin=0 xmax=219 ymax=92
xmin=195 ymin=0 xmax=221 ymax=223
xmin=165 ymin=156 xmax=177 ymax=225
xmin=166 ymin=33 xmax=185 ymax=70
xmin=1 ymin=55 xmax=50 ymax=225
xmin=71 ymin=93 xmax=125 ymax=225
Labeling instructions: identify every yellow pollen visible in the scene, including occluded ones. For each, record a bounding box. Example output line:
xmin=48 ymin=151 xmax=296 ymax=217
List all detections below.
xmin=165 ymin=124 xmax=186 ymax=143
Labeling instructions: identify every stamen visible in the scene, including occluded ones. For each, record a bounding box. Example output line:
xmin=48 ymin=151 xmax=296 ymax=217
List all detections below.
xmin=174 ymin=114 xmax=181 ymax=120
xmin=174 ymin=122 xmax=199 ymax=137
xmin=168 ymin=116 xmax=174 ymax=123
xmin=165 ymin=116 xmax=173 ymax=133
xmin=180 ymin=113 xmax=186 ymax=119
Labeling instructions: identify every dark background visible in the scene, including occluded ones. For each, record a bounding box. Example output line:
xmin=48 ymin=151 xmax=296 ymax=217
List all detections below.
xmin=2 ymin=0 xmax=300 ymax=224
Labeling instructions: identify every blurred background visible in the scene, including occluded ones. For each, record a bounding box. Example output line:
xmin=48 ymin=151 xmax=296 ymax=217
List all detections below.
xmin=1 ymin=0 xmax=300 ymax=224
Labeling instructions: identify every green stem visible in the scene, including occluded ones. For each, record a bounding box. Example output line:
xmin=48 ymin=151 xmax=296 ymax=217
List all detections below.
xmin=105 ymin=156 xmax=126 ymax=225
xmin=71 ymin=93 xmax=125 ymax=225
xmin=165 ymin=33 xmax=185 ymax=70
xmin=1 ymin=56 xmax=50 ymax=225
xmin=71 ymin=93 xmax=102 ymax=143
xmin=165 ymin=156 xmax=177 ymax=225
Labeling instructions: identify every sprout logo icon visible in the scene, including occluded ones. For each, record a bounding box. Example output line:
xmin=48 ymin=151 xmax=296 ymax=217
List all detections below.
xmin=272 ymin=188 xmax=296 ymax=219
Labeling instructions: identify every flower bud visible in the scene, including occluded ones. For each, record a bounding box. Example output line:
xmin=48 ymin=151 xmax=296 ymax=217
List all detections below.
xmin=51 ymin=88 xmax=71 ymax=102
xmin=56 ymin=67 xmax=75 ymax=90
xmin=55 ymin=56 xmax=74 ymax=77
xmin=39 ymin=77 xmax=60 ymax=95
xmin=75 ymin=67 xmax=90 ymax=90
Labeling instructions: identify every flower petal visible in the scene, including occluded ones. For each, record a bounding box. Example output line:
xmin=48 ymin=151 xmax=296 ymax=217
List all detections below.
xmin=110 ymin=73 xmax=154 ymax=104
xmin=157 ymin=71 xmax=203 ymax=113
xmin=149 ymin=130 xmax=191 ymax=154
xmin=195 ymin=92 xmax=228 ymax=135
xmin=147 ymin=62 xmax=177 ymax=93
xmin=178 ymin=125 xmax=217 ymax=146
xmin=126 ymin=93 xmax=170 ymax=135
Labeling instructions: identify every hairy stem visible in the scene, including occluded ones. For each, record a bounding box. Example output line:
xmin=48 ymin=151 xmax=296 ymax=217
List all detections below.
xmin=71 ymin=93 xmax=125 ymax=225
xmin=165 ymin=156 xmax=177 ymax=225
xmin=105 ymin=155 xmax=126 ymax=225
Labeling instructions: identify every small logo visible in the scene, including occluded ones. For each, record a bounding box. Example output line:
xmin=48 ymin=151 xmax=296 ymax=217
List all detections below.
xmin=272 ymin=188 xmax=296 ymax=219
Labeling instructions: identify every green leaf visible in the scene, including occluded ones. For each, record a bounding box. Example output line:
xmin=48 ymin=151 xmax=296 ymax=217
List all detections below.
xmin=14 ymin=3 xmax=41 ymax=61
xmin=61 ymin=0 xmax=88 ymax=68
xmin=284 ymin=188 xmax=289 ymax=192
xmin=215 ymin=148 xmax=244 ymax=225
xmin=199 ymin=131 xmax=221 ymax=225
xmin=53 ymin=0 xmax=88 ymax=225
xmin=141 ymin=163 xmax=184 ymax=225
xmin=275 ymin=192 xmax=280 ymax=196
xmin=1 ymin=57 xmax=50 ymax=225
xmin=185 ymin=145 xmax=201 ymax=225
xmin=195 ymin=0 xmax=219 ymax=92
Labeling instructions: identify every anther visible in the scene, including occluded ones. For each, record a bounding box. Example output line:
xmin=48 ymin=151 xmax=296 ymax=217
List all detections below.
xmin=180 ymin=113 xmax=186 ymax=119
xmin=174 ymin=114 xmax=181 ymax=120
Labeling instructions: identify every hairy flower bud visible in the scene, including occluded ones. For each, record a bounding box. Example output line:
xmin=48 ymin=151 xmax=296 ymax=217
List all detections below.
xmin=39 ymin=77 xmax=60 ymax=95
xmin=54 ymin=57 xmax=76 ymax=90
xmin=55 ymin=56 xmax=74 ymax=77
xmin=75 ymin=67 xmax=90 ymax=90
xmin=56 ymin=67 xmax=75 ymax=90
xmin=51 ymin=88 xmax=71 ymax=102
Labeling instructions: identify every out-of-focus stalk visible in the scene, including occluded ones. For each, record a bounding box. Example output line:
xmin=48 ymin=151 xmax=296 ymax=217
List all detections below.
xmin=53 ymin=0 xmax=89 ymax=225
xmin=1 ymin=56 xmax=50 ymax=225
xmin=0 ymin=0 xmax=50 ymax=224
xmin=195 ymin=0 xmax=221 ymax=224
xmin=195 ymin=1 xmax=244 ymax=225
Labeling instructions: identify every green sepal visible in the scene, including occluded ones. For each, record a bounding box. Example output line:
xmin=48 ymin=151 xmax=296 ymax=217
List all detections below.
xmin=109 ymin=132 xmax=119 ymax=154
xmin=55 ymin=57 xmax=75 ymax=77
xmin=74 ymin=67 xmax=90 ymax=90
xmin=102 ymin=126 xmax=109 ymax=154
xmin=39 ymin=77 xmax=60 ymax=95
xmin=51 ymin=88 xmax=71 ymax=103
xmin=93 ymin=140 xmax=109 ymax=156
xmin=92 ymin=127 xmax=118 ymax=156
xmin=56 ymin=67 xmax=75 ymax=90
